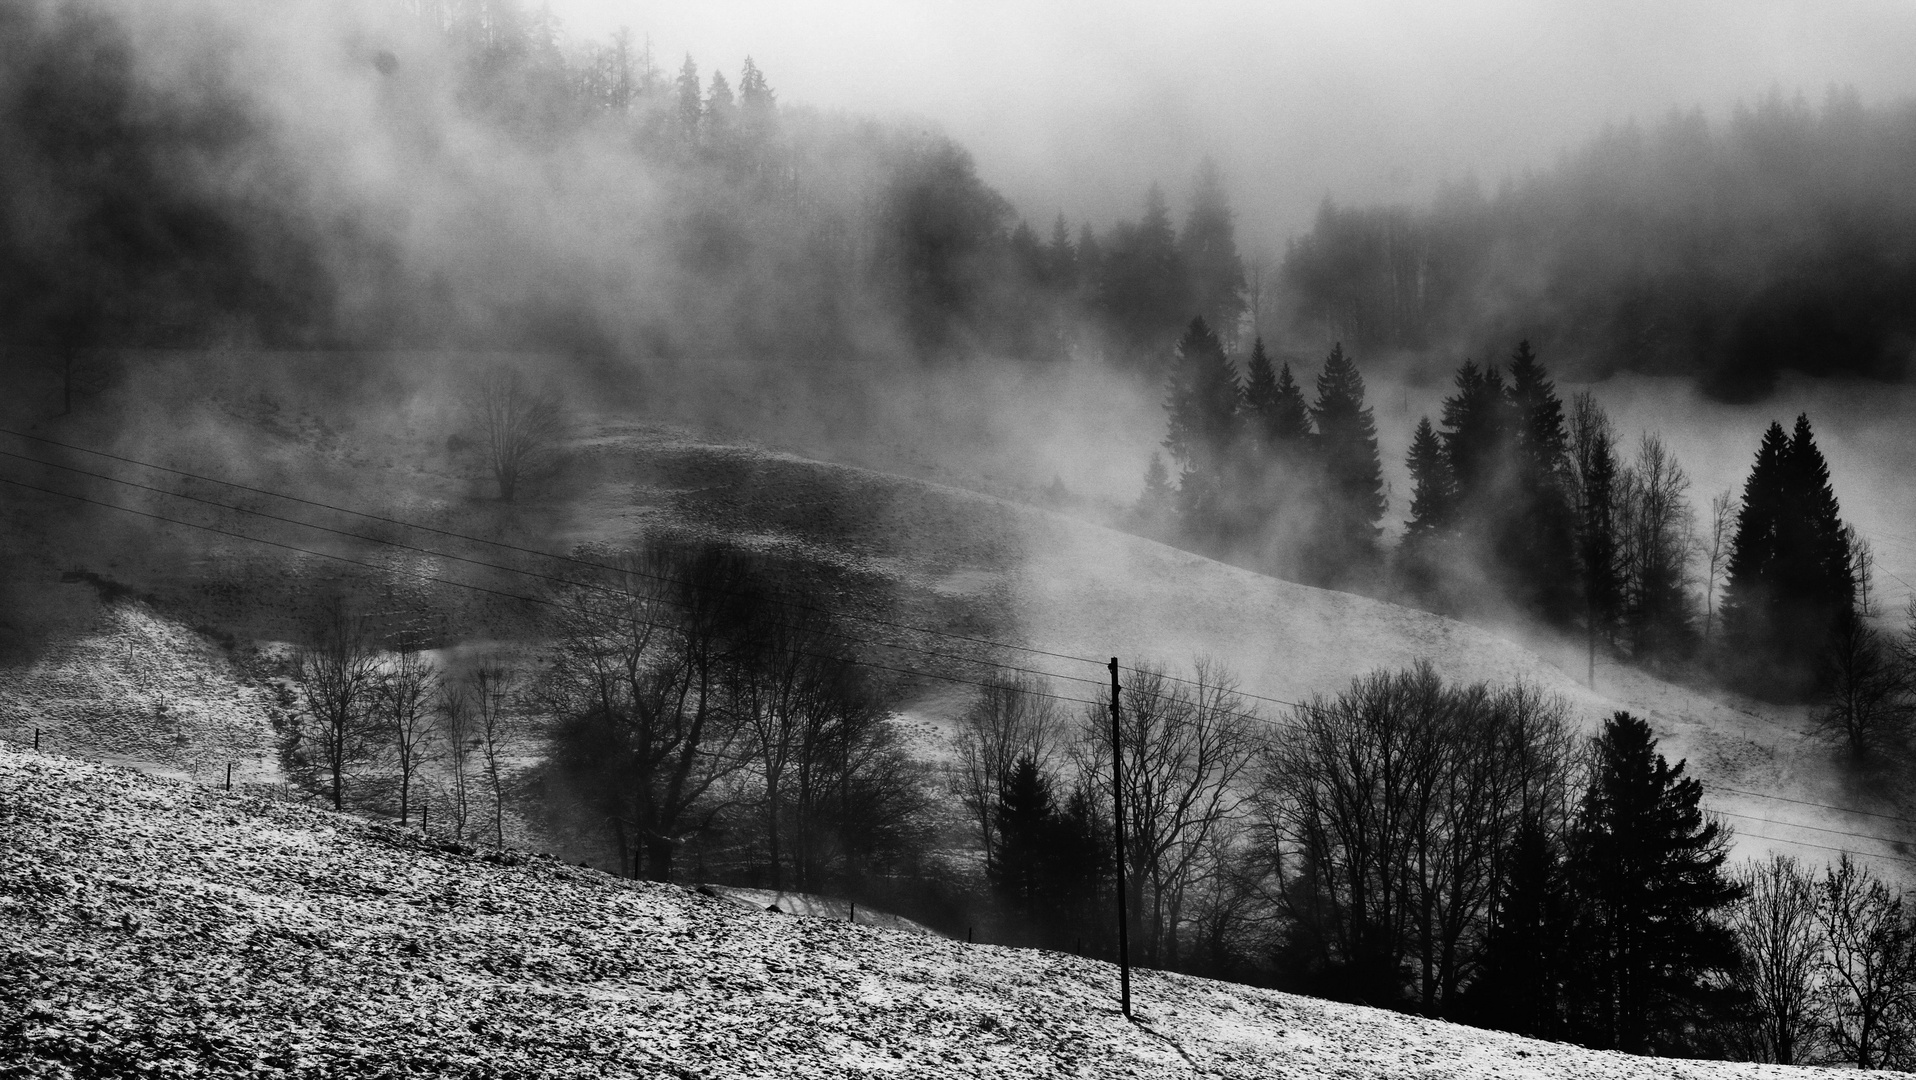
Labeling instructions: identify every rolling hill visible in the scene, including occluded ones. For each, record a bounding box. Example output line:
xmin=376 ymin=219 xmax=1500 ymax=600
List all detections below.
xmin=0 ymin=744 xmax=1890 ymax=1079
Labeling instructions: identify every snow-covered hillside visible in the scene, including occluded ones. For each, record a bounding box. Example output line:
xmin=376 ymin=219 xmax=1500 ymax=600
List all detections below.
xmin=570 ymin=427 xmax=1916 ymax=881
xmin=0 ymin=746 xmax=1889 ymax=1079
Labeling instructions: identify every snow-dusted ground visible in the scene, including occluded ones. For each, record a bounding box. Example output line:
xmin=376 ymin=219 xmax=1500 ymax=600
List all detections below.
xmin=708 ymin=886 xmax=942 ymax=937
xmin=0 ymin=597 xmax=284 ymax=786
xmin=568 ymin=427 xmax=1915 ymax=882
xmin=2 ymin=745 xmax=1893 ymax=1079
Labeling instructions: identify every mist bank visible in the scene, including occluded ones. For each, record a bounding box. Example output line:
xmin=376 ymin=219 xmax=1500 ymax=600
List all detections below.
xmin=1275 ymin=89 xmax=1916 ymax=400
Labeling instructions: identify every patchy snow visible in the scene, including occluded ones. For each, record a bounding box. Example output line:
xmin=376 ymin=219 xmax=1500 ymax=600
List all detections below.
xmin=1 ymin=745 xmax=1892 ymax=1079
xmin=706 ymin=887 xmax=942 ymax=937
xmin=0 ymin=598 xmax=284 ymax=786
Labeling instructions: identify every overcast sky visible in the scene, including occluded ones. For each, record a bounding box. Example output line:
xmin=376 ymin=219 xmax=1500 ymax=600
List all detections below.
xmin=546 ymin=0 xmax=1916 ymax=252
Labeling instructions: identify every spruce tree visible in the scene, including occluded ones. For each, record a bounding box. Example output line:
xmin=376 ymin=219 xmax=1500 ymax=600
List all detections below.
xmin=1566 ymin=712 xmax=1745 ymax=1054
xmin=1309 ymin=343 xmax=1384 ymax=577
xmin=1473 ymin=821 xmax=1571 ymax=1038
xmin=1243 ymin=338 xmax=1280 ymax=447
xmin=1404 ymin=416 xmax=1454 ymax=539
xmin=674 ymin=54 xmax=703 ymax=141
xmin=738 ymin=56 xmax=776 ymax=140
xmin=1162 ymin=318 xmax=1241 ymax=545
xmin=989 ymin=755 xmax=1056 ymax=931
xmin=1439 ymin=360 xmax=1513 ymax=507
xmin=1778 ymin=414 xmax=1853 ymax=650
xmin=1045 ymin=214 xmax=1077 ymax=291
xmin=1504 ymin=343 xmax=1579 ymax=621
xmin=1180 ymin=158 xmax=1246 ymax=343
xmin=1722 ymin=416 xmax=1854 ymax=695
xmin=1580 ymin=431 xmax=1620 ymax=666
xmin=1270 ymin=362 xmax=1314 ymax=444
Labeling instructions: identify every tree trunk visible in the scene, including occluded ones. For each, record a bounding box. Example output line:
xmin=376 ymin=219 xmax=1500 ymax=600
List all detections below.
xmin=644 ymin=836 xmax=675 ymax=883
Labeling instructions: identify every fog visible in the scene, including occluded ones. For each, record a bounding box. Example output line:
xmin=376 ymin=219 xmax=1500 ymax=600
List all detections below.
xmin=549 ymin=0 xmax=1916 ymax=247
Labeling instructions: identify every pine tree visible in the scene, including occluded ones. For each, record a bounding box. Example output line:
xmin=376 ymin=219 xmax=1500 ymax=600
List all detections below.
xmin=1180 ymin=158 xmax=1245 ymax=345
xmin=1044 ymin=214 xmax=1077 ymax=291
xmin=1243 ymin=338 xmax=1280 ymax=447
xmin=1098 ymin=185 xmax=1189 ymax=362
xmin=1439 ymin=360 xmax=1512 ymax=507
xmin=1272 ymin=360 xmax=1314 ymax=445
xmin=1473 ymin=821 xmax=1571 ymax=1038
xmin=738 ymin=56 xmax=776 ymax=139
xmin=1566 ymin=712 xmax=1745 ymax=1054
xmin=1580 ymin=429 xmax=1620 ymax=663
xmin=1162 ymin=318 xmax=1241 ymax=545
xmin=1504 ymin=342 xmax=1579 ymax=621
xmin=1404 ymin=416 xmax=1454 ymax=539
xmin=1722 ymin=416 xmax=1854 ymax=695
xmin=989 ymin=755 xmax=1056 ymax=930
xmin=674 ymin=54 xmax=702 ymax=141
xmin=1779 ymin=414 xmax=1853 ymax=651
xmin=1310 ymin=343 xmax=1384 ymax=577
xmin=704 ymin=70 xmax=736 ymax=147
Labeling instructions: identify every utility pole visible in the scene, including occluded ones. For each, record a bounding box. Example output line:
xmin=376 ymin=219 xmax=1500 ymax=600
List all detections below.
xmin=1109 ymin=657 xmax=1131 ymax=1019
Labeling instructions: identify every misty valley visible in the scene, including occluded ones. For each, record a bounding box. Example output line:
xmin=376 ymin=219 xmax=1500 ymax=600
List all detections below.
xmin=5 ymin=1 xmax=1916 ymax=1077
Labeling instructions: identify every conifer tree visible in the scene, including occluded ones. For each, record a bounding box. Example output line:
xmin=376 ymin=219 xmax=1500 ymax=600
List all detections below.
xmin=1162 ymin=318 xmax=1241 ymax=545
xmin=1566 ymin=712 xmax=1744 ymax=1054
xmin=674 ymin=54 xmax=702 ymax=141
xmin=1439 ymin=360 xmax=1512 ymax=507
xmin=1404 ymin=416 xmax=1454 ymax=539
xmin=1045 ymin=214 xmax=1076 ymax=290
xmin=989 ymin=755 xmax=1056 ymax=927
xmin=1243 ymin=338 xmax=1279 ymax=447
xmin=1722 ymin=415 xmax=1854 ymax=695
xmin=1271 ymin=362 xmax=1314 ymax=445
xmin=1180 ymin=158 xmax=1246 ymax=345
xmin=1578 ymin=423 xmax=1620 ymax=670
xmin=1473 ymin=821 xmax=1571 ymax=1038
xmin=1309 ymin=343 xmax=1384 ymax=576
xmin=1504 ymin=342 xmax=1579 ymax=621
xmin=704 ymin=70 xmax=736 ymax=140
xmin=1098 ymin=185 xmax=1189 ymax=362
xmin=738 ymin=56 xmax=776 ymax=137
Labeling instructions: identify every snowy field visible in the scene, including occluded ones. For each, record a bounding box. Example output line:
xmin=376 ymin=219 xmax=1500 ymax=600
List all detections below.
xmin=1 ymin=744 xmax=1894 ymax=1079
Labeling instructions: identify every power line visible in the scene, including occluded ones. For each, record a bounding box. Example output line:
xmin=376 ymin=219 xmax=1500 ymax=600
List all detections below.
xmin=1712 ymin=808 xmax=1916 ymax=851
xmin=0 ymin=427 xmax=1329 ymax=719
xmin=0 ymin=447 xmax=1115 ymax=696
xmin=1730 ymin=829 xmax=1916 ymax=870
xmin=0 ymin=471 xmax=1117 ymax=714
xmin=0 ymin=426 xmax=1115 ymax=674
xmin=19 ymin=467 xmax=1916 ymax=867
xmin=1703 ymin=782 xmax=1916 ymax=830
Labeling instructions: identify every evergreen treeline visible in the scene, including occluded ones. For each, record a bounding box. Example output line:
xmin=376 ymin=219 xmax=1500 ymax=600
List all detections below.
xmin=1278 ymin=88 xmax=1916 ymax=399
xmin=0 ymin=0 xmax=1247 ymax=389
xmin=1141 ymin=322 xmax=1384 ymax=587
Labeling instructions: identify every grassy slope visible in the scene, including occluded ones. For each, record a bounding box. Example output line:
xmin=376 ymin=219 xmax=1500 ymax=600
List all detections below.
xmin=0 ymin=745 xmax=1882 ymax=1080
xmin=567 ymin=423 xmax=1916 ymax=881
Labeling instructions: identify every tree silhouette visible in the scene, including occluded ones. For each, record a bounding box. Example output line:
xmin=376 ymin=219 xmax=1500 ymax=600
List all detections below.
xmin=1566 ymin=712 xmax=1744 ymax=1054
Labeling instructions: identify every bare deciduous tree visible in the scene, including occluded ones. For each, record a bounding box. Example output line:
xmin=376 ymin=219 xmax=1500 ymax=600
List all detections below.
xmin=1254 ymin=664 xmax=1575 ymax=1013
xmin=1819 ymin=854 xmax=1916 ymax=1069
xmin=470 ymin=662 xmax=514 ymax=848
xmin=436 ymin=677 xmax=476 ymax=840
xmin=294 ymin=600 xmax=381 ymax=811
xmin=952 ymin=674 xmax=1062 ymax=872
xmin=1616 ymin=432 xmax=1694 ymax=658
xmin=1815 ymin=609 xmax=1909 ymax=762
xmin=467 ymin=365 xmax=566 ymax=502
xmin=1079 ymin=658 xmax=1255 ymax=971
xmin=379 ymin=631 xmax=440 ymax=825
xmin=1728 ymin=854 xmax=1827 ymax=1065
xmin=543 ymin=541 xmax=755 ymax=881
